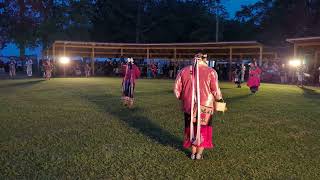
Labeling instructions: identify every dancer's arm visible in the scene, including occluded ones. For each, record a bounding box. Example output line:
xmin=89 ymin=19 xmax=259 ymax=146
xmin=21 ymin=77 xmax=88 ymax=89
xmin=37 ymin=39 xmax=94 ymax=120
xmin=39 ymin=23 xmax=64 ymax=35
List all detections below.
xmin=174 ymin=70 xmax=183 ymax=99
xmin=210 ymin=70 xmax=222 ymax=101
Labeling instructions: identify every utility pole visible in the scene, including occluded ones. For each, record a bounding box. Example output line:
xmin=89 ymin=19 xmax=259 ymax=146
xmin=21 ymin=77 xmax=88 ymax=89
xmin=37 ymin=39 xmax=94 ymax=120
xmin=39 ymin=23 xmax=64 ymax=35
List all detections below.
xmin=215 ymin=0 xmax=219 ymax=42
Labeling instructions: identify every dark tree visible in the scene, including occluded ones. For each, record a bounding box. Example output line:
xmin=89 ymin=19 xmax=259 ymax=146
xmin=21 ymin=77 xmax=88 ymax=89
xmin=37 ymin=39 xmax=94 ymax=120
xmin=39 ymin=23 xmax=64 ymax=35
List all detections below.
xmin=235 ymin=0 xmax=320 ymax=45
xmin=0 ymin=0 xmax=39 ymax=57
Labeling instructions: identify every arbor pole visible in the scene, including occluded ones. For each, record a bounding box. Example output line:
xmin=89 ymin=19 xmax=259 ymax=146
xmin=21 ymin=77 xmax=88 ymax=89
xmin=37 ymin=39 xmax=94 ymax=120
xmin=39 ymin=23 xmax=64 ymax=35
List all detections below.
xmin=259 ymin=46 xmax=263 ymax=66
xmin=63 ymin=43 xmax=66 ymax=77
xmin=52 ymin=43 xmax=56 ymax=76
xmin=91 ymin=47 xmax=95 ymax=76
xmin=215 ymin=0 xmax=219 ymax=42
xmin=229 ymin=47 xmax=233 ymax=81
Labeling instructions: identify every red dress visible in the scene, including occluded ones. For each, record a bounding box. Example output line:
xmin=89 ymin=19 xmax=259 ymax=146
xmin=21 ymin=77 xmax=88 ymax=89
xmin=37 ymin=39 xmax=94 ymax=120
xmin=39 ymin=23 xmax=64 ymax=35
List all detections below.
xmin=247 ymin=67 xmax=262 ymax=88
xmin=174 ymin=64 xmax=222 ymax=148
xmin=122 ymin=63 xmax=141 ymax=100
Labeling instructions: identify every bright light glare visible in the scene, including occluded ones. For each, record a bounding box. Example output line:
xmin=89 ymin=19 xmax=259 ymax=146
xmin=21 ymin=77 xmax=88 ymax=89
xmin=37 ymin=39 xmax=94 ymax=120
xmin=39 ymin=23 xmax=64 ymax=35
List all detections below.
xmin=289 ymin=59 xmax=301 ymax=67
xmin=59 ymin=56 xmax=70 ymax=64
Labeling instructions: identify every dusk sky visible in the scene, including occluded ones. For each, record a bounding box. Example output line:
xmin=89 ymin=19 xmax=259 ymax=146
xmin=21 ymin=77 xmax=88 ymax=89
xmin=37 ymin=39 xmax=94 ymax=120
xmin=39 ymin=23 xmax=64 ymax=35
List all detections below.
xmin=0 ymin=0 xmax=259 ymax=57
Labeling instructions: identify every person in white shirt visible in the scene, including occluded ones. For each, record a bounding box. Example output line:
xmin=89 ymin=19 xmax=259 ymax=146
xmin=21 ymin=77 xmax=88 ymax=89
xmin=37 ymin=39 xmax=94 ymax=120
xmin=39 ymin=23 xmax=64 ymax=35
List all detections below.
xmin=26 ymin=58 xmax=33 ymax=77
xmin=241 ymin=63 xmax=246 ymax=82
xmin=9 ymin=58 xmax=16 ymax=78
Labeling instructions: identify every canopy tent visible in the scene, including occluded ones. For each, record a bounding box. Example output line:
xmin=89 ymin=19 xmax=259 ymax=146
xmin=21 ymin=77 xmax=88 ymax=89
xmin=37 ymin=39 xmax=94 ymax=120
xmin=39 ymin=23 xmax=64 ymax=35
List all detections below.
xmin=44 ymin=40 xmax=276 ymax=79
xmin=287 ymin=36 xmax=320 ymax=68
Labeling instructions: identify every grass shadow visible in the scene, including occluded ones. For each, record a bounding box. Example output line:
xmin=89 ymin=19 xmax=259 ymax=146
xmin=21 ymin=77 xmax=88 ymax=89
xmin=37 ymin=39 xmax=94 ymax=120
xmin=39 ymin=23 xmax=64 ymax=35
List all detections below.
xmin=81 ymin=93 xmax=190 ymax=156
xmin=0 ymin=79 xmax=45 ymax=89
xmin=300 ymin=86 xmax=320 ymax=99
xmin=135 ymin=89 xmax=173 ymax=96
xmin=226 ymin=93 xmax=252 ymax=103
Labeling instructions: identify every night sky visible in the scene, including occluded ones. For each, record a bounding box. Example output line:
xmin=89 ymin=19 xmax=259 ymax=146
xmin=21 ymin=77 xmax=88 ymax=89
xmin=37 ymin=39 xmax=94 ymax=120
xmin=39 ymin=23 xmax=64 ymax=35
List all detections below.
xmin=0 ymin=0 xmax=259 ymax=57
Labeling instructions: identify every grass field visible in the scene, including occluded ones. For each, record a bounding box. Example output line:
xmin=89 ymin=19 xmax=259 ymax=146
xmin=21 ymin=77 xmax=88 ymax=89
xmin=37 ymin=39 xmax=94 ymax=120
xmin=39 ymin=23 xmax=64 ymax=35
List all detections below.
xmin=0 ymin=78 xmax=319 ymax=179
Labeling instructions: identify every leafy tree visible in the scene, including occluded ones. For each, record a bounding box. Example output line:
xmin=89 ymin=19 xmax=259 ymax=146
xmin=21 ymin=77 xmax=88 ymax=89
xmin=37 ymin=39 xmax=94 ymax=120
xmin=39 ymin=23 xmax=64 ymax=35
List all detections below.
xmin=0 ymin=2 xmax=9 ymax=49
xmin=235 ymin=0 xmax=320 ymax=45
xmin=0 ymin=0 xmax=39 ymax=57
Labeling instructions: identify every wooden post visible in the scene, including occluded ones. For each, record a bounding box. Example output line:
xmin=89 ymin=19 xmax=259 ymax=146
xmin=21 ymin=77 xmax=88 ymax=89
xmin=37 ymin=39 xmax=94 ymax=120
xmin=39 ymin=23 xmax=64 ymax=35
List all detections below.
xmin=62 ymin=43 xmax=67 ymax=77
xmin=229 ymin=47 xmax=232 ymax=81
xmin=294 ymin=44 xmax=298 ymax=58
xmin=259 ymin=46 xmax=263 ymax=66
xmin=314 ymin=51 xmax=318 ymax=69
xmin=91 ymin=47 xmax=95 ymax=76
xmin=174 ymin=48 xmax=177 ymax=61
xmin=120 ymin=48 xmax=123 ymax=57
xmin=52 ymin=43 xmax=55 ymax=62
xmin=63 ymin=43 xmax=66 ymax=56
xmin=147 ymin=48 xmax=150 ymax=59
xmin=52 ymin=43 xmax=56 ymax=76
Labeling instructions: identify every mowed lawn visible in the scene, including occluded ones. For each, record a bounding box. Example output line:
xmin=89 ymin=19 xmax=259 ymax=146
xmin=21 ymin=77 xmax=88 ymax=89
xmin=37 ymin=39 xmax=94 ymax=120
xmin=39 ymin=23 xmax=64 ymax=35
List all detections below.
xmin=0 ymin=78 xmax=319 ymax=179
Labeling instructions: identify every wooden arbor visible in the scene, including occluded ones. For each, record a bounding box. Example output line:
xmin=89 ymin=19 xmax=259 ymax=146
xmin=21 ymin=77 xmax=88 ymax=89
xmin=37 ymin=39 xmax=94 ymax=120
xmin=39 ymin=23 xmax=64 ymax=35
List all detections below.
xmin=287 ymin=37 xmax=320 ymax=68
xmin=45 ymin=40 xmax=274 ymax=78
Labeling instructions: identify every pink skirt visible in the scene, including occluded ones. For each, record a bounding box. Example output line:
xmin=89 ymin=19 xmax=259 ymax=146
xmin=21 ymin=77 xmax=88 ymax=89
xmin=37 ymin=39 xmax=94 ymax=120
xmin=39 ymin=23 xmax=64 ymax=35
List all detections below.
xmin=247 ymin=76 xmax=260 ymax=88
xmin=183 ymin=113 xmax=214 ymax=149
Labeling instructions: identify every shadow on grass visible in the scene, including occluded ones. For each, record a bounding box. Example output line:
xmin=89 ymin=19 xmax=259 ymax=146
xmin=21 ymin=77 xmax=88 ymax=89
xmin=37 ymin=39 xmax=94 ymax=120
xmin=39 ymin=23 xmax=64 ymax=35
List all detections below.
xmin=81 ymin=93 xmax=190 ymax=156
xmin=226 ymin=93 xmax=252 ymax=103
xmin=300 ymin=86 xmax=320 ymax=99
xmin=135 ymin=89 xmax=173 ymax=96
xmin=0 ymin=79 xmax=45 ymax=89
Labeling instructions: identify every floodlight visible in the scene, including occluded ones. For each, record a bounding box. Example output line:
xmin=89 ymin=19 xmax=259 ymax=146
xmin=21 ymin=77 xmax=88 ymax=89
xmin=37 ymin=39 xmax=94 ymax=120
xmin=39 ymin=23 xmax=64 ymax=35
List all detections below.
xmin=289 ymin=59 xmax=302 ymax=67
xmin=59 ymin=56 xmax=70 ymax=64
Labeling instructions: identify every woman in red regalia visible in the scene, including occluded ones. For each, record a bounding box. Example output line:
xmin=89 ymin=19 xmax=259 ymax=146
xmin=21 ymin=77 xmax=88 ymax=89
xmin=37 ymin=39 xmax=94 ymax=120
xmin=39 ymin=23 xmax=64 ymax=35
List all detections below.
xmin=247 ymin=62 xmax=262 ymax=93
xmin=122 ymin=58 xmax=141 ymax=108
xmin=43 ymin=60 xmax=53 ymax=80
xmin=174 ymin=53 xmax=223 ymax=160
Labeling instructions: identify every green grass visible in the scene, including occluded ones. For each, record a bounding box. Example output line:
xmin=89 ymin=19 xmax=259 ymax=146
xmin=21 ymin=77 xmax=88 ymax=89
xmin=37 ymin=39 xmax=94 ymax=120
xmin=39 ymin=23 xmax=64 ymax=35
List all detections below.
xmin=0 ymin=78 xmax=319 ymax=179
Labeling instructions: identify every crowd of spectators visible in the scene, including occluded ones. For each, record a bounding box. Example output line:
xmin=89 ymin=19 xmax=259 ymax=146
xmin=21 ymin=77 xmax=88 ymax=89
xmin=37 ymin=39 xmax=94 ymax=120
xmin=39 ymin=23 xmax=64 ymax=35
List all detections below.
xmin=259 ymin=61 xmax=319 ymax=85
xmin=2 ymin=56 xmax=320 ymax=86
xmin=40 ymin=58 xmax=320 ymax=86
xmin=0 ymin=57 xmax=37 ymax=74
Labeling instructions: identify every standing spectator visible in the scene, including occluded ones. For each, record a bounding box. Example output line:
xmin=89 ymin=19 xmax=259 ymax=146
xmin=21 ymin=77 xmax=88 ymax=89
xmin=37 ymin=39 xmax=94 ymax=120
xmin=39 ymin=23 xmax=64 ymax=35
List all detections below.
xmin=271 ymin=62 xmax=280 ymax=82
xmin=26 ymin=58 xmax=33 ymax=77
xmin=157 ymin=62 xmax=162 ymax=77
xmin=9 ymin=58 xmax=16 ymax=78
xmin=288 ymin=68 xmax=295 ymax=84
xmin=43 ymin=60 xmax=53 ymax=80
xmin=107 ymin=61 xmax=113 ymax=75
xmin=222 ymin=64 xmax=228 ymax=81
xmin=163 ymin=64 xmax=168 ymax=78
xmin=296 ymin=64 xmax=306 ymax=87
xmin=114 ymin=62 xmax=119 ymax=76
xmin=0 ymin=59 xmax=4 ymax=73
xmin=151 ymin=62 xmax=157 ymax=78
xmin=84 ymin=63 xmax=91 ymax=77
xmin=74 ymin=64 xmax=82 ymax=76
xmin=233 ymin=65 xmax=242 ymax=88
xmin=280 ymin=64 xmax=288 ymax=84
xmin=173 ymin=62 xmax=178 ymax=78
xmin=169 ymin=62 xmax=174 ymax=78
xmin=241 ymin=63 xmax=246 ymax=82
xmin=147 ymin=63 xmax=152 ymax=78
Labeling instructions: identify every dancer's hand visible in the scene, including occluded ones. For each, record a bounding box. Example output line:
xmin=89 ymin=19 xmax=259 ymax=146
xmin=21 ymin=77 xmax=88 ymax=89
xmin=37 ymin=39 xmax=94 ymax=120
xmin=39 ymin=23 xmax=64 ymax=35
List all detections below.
xmin=217 ymin=99 xmax=224 ymax=102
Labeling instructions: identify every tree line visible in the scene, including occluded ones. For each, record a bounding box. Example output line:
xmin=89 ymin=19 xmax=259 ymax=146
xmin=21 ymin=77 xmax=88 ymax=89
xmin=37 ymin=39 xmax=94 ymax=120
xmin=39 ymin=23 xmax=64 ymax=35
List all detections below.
xmin=0 ymin=0 xmax=319 ymax=57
